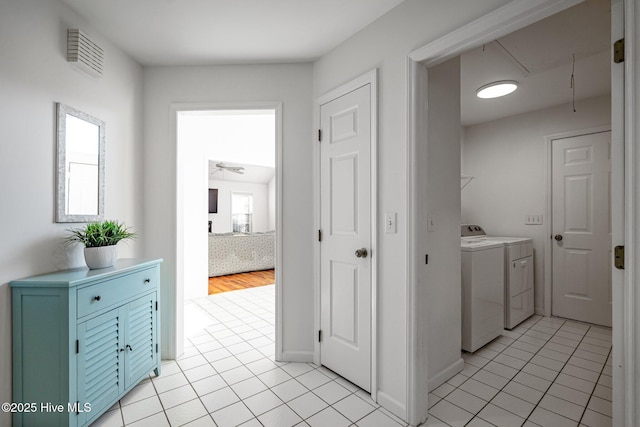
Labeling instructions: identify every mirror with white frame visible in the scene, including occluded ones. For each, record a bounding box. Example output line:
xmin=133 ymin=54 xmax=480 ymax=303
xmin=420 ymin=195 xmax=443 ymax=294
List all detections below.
xmin=56 ymin=103 xmax=105 ymax=223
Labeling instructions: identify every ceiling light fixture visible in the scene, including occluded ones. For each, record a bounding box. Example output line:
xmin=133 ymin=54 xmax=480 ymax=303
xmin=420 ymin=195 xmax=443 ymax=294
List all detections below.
xmin=476 ymin=80 xmax=518 ymax=99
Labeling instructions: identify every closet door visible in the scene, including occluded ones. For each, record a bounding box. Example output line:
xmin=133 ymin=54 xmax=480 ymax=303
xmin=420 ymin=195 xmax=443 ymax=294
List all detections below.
xmin=552 ymin=131 xmax=611 ymax=327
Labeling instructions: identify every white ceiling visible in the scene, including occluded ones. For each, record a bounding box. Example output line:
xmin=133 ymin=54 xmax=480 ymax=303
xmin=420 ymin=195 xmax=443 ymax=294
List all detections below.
xmin=461 ymin=0 xmax=611 ymax=125
xmin=177 ymin=111 xmax=276 ymax=183
xmin=61 ymin=0 xmax=611 ymax=126
xmin=178 ymin=109 xmax=276 ymax=169
xmin=60 ymin=0 xmax=405 ymax=66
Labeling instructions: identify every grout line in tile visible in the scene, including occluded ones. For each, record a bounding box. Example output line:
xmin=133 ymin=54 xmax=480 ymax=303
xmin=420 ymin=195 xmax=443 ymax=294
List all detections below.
xmin=577 ymin=345 xmax=614 ymax=424
xmin=448 ymin=316 xmax=611 ymax=427
xmin=99 ymin=285 xmax=612 ymax=427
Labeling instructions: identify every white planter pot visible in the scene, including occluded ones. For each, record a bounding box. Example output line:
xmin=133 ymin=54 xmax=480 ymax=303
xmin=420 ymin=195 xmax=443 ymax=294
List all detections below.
xmin=84 ymin=245 xmax=117 ymax=269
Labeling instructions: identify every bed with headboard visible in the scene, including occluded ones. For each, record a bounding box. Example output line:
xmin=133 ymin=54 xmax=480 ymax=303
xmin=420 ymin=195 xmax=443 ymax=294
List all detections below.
xmin=208 ymin=231 xmax=275 ymax=277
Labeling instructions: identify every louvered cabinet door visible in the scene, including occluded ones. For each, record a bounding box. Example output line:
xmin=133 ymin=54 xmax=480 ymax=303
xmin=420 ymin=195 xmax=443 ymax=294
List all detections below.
xmin=123 ymin=293 xmax=157 ymax=387
xmin=77 ymin=307 xmax=125 ymax=426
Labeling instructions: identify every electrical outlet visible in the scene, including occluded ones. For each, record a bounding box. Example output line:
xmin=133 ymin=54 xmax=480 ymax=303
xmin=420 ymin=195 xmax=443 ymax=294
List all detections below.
xmin=525 ymin=214 xmax=543 ymax=225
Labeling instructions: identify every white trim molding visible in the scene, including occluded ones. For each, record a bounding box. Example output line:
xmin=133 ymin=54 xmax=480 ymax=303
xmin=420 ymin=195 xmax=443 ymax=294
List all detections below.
xmin=405 ymin=57 xmax=427 ymax=426
xmin=620 ymin=0 xmax=639 ymax=425
xmin=427 ymin=358 xmax=464 ymax=393
xmin=409 ymin=0 xmax=585 ymax=67
xmin=280 ymin=350 xmax=313 ymax=363
xmin=169 ymin=101 xmax=284 ymax=363
xmin=273 ymin=103 xmax=284 ymax=361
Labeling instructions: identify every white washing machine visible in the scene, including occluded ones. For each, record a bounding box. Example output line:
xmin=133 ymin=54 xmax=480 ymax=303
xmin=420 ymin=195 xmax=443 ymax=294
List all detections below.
xmin=460 ymin=235 xmax=505 ymax=352
xmin=462 ymin=225 xmax=534 ymax=330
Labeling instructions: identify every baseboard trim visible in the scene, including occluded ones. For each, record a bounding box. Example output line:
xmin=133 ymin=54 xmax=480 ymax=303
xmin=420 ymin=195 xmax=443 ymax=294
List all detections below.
xmin=279 ymin=350 xmax=314 ymax=363
xmin=377 ymin=390 xmax=407 ymax=422
xmin=428 ymin=357 xmax=464 ymax=392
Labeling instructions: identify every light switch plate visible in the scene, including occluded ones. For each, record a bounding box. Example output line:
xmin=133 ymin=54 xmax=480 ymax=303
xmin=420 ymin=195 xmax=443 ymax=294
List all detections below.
xmin=385 ymin=212 xmax=397 ymax=234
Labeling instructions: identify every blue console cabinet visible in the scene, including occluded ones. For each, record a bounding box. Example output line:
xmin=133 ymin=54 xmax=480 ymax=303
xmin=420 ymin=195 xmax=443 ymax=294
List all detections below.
xmin=10 ymin=258 xmax=163 ymax=427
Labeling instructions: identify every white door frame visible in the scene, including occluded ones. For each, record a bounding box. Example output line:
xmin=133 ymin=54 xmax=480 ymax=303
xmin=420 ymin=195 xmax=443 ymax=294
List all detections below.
xmin=543 ymin=125 xmax=612 ymax=320
xmin=169 ymin=101 xmax=284 ymax=360
xmin=313 ymin=69 xmax=378 ymax=400
xmin=617 ymin=1 xmax=640 ymax=424
xmin=407 ymin=0 xmax=637 ymax=425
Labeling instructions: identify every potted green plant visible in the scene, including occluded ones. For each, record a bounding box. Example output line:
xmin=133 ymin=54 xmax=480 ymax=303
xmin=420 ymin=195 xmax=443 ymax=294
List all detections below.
xmin=65 ymin=220 xmax=136 ymax=269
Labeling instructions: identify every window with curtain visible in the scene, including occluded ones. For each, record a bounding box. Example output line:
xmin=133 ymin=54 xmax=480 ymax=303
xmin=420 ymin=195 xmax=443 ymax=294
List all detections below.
xmin=232 ymin=193 xmax=253 ymax=233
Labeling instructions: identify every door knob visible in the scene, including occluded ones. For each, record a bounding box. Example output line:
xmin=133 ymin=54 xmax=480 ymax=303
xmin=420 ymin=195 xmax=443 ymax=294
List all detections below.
xmin=355 ymin=248 xmax=368 ymax=258
xmin=554 ymin=234 xmax=563 ymax=241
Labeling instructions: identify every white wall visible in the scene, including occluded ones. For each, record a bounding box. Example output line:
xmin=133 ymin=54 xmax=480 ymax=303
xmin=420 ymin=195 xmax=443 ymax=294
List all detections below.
xmin=425 ymin=59 xmax=464 ymax=391
xmin=461 ymin=95 xmax=611 ymax=314
xmin=0 ymin=0 xmax=144 ymax=424
xmin=209 ymin=179 xmax=270 ymax=233
xmin=143 ymin=64 xmax=313 ymax=359
xmin=313 ymin=0 xmax=511 ymax=419
xmin=177 ymin=119 xmax=209 ymax=301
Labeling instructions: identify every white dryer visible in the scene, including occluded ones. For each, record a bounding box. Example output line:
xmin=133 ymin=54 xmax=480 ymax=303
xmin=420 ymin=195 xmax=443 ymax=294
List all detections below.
xmin=490 ymin=236 xmax=534 ymax=329
xmin=462 ymin=225 xmax=534 ymax=330
xmin=460 ymin=235 xmax=504 ymax=352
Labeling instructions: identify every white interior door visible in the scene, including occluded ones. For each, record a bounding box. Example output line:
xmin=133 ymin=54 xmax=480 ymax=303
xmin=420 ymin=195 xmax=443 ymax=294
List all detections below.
xmin=319 ymin=84 xmax=371 ymax=392
xmin=552 ymin=130 xmax=611 ymax=327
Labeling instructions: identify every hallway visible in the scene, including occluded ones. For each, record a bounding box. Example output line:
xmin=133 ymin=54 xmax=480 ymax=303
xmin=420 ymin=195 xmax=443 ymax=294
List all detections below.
xmin=92 ymin=285 xmax=406 ymax=427
xmin=92 ymin=285 xmax=612 ymax=426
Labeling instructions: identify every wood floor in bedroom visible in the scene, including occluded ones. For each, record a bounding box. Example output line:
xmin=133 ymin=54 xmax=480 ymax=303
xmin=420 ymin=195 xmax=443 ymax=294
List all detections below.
xmin=207 ymin=269 xmax=275 ymax=295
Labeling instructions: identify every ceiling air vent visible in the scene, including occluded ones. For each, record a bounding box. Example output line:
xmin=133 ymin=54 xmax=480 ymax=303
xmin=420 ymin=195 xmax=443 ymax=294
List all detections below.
xmin=67 ymin=29 xmax=103 ymax=78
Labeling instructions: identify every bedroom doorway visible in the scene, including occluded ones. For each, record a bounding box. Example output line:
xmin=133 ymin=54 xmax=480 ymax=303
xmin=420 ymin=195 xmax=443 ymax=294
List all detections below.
xmin=175 ymin=103 xmax=282 ymax=344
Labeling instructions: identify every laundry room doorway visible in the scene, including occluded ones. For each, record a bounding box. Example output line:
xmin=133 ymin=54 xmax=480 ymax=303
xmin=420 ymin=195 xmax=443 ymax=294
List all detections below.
xmin=406 ymin=0 xmax=635 ymax=424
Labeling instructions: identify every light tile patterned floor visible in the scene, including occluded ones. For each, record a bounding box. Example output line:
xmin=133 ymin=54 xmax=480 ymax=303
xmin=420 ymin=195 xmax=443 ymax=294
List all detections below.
xmin=427 ymin=315 xmax=612 ymax=427
xmin=92 ymin=285 xmax=612 ymax=427
xmin=92 ymin=285 xmax=408 ymax=427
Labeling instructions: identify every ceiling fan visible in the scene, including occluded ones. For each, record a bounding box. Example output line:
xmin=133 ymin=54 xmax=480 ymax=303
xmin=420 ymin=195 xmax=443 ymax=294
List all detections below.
xmin=213 ymin=162 xmax=245 ymax=175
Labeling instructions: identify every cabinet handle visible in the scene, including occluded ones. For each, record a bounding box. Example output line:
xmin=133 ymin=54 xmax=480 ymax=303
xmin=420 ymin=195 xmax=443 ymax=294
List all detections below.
xmin=93 ymin=295 xmax=101 ymax=301
xmin=144 ymin=278 xmax=151 ymax=284
xmin=126 ymin=344 xmax=133 ymax=352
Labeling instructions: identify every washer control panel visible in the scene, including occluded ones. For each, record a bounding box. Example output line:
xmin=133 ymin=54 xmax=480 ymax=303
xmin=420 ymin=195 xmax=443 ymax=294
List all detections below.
xmin=461 ymin=224 xmax=486 ymax=237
